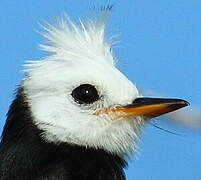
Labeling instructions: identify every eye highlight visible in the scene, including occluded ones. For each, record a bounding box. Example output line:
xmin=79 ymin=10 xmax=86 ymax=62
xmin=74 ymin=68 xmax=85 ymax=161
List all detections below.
xmin=71 ymin=84 xmax=99 ymax=104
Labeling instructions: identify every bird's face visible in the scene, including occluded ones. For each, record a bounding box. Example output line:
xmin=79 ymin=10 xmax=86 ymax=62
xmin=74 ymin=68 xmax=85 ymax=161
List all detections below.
xmin=23 ymin=56 xmax=142 ymax=155
xmin=22 ymin=16 xmax=188 ymax=155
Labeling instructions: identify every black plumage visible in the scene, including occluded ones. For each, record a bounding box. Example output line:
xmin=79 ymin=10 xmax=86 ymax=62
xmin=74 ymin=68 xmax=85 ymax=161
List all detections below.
xmin=0 ymin=88 xmax=127 ymax=180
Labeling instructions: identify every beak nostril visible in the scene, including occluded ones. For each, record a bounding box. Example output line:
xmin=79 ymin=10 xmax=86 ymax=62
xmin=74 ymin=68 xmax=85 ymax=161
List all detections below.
xmin=132 ymin=98 xmax=145 ymax=104
xmin=132 ymin=97 xmax=158 ymax=106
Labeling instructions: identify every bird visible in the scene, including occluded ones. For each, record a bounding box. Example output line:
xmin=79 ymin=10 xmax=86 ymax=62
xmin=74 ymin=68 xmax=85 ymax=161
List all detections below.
xmin=0 ymin=12 xmax=189 ymax=180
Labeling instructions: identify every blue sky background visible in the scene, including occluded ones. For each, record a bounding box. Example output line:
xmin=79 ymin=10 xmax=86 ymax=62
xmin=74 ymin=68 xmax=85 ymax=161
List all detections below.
xmin=0 ymin=0 xmax=201 ymax=179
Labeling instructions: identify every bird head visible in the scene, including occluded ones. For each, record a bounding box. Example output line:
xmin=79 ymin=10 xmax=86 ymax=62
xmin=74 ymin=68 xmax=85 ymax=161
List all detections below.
xmin=22 ymin=15 xmax=188 ymax=156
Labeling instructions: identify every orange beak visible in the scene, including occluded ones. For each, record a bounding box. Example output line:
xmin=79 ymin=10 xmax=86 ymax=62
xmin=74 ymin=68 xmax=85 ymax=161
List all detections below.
xmin=97 ymin=97 xmax=189 ymax=119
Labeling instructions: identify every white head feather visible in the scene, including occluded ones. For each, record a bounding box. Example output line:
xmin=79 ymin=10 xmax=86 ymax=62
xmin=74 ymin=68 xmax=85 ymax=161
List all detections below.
xmin=22 ymin=14 xmax=143 ymax=156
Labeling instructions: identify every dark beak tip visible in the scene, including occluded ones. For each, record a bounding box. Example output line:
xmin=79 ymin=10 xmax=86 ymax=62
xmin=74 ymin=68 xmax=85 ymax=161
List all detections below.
xmin=184 ymin=101 xmax=190 ymax=106
xmin=168 ymin=99 xmax=189 ymax=113
xmin=177 ymin=99 xmax=190 ymax=107
xmin=133 ymin=97 xmax=190 ymax=106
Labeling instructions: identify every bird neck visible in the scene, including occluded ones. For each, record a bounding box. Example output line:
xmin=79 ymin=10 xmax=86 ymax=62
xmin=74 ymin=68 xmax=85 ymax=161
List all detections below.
xmin=0 ymin=88 xmax=127 ymax=180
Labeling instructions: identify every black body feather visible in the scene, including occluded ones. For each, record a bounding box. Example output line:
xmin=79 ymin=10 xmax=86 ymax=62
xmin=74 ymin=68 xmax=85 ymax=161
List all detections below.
xmin=0 ymin=88 xmax=127 ymax=180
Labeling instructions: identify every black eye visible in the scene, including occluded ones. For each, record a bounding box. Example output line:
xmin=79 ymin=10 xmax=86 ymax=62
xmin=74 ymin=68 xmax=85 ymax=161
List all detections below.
xmin=71 ymin=84 xmax=99 ymax=104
